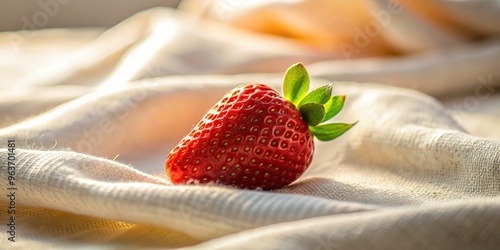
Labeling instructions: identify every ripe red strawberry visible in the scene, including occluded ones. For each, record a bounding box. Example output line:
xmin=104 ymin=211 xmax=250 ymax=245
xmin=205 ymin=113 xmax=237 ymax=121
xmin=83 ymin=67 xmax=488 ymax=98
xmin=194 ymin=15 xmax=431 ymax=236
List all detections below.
xmin=166 ymin=63 xmax=356 ymax=190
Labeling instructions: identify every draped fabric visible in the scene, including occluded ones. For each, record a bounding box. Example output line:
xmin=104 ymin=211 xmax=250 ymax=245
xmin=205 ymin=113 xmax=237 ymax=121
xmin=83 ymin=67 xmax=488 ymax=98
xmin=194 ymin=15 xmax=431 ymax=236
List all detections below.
xmin=1 ymin=1 xmax=499 ymax=249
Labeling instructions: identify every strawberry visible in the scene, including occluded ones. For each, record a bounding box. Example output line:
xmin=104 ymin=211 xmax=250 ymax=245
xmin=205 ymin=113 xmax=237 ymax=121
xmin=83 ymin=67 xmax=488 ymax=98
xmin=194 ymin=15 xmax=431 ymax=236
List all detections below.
xmin=165 ymin=63 xmax=356 ymax=190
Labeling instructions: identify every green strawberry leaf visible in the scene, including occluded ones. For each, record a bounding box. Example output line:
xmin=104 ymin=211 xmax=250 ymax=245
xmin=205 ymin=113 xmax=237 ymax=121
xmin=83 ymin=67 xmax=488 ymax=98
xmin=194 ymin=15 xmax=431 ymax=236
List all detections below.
xmin=299 ymin=103 xmax=325 ymax=126
xmin=310 ymin=122 xmax=358 ymax=141
xmin=298 ymin=84 xmax=332 ymax=107
xmin=283 ymin=63 xmax=309 ymax=107
xmin=322 ymin=95 xmax=346 ymax=123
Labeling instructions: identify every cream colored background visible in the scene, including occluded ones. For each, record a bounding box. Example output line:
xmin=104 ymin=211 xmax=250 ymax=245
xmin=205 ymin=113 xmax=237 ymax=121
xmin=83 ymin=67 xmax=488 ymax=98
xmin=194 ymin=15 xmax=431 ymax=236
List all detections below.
xmin=1 ymin=0 xmax=500 ymax=249
xmin=0 ymin=0 xmax=181 ymax=31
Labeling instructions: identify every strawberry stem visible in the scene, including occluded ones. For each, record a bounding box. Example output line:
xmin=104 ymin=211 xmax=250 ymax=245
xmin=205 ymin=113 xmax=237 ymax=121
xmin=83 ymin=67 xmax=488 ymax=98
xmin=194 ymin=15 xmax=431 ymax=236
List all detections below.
xmin=322 ymin=95 xmax=346 ymax=123
xmin=309 ymin=122 xmax=358 ymax=141
xmin=282 ymin=63 xmax=357 ymax=141
xmin=299 ymin=103 xmax=325 ymax=126
xmin=283 ymin=63 xmax=309 ymax=107
xmin=298 ymin=83 xmax=332 ymax=107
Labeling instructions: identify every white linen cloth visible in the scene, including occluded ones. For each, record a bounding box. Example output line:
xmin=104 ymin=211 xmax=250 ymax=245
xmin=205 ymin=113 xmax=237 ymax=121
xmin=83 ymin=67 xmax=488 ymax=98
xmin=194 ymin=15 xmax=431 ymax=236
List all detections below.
xmin=1 ymin=1 xmax=500 ymax=249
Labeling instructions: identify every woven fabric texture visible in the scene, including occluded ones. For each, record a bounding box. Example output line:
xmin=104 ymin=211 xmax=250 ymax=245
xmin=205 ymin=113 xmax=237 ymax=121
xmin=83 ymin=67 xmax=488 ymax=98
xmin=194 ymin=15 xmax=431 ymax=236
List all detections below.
xmin=1 ymin=1 xmax=500 ymax=249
